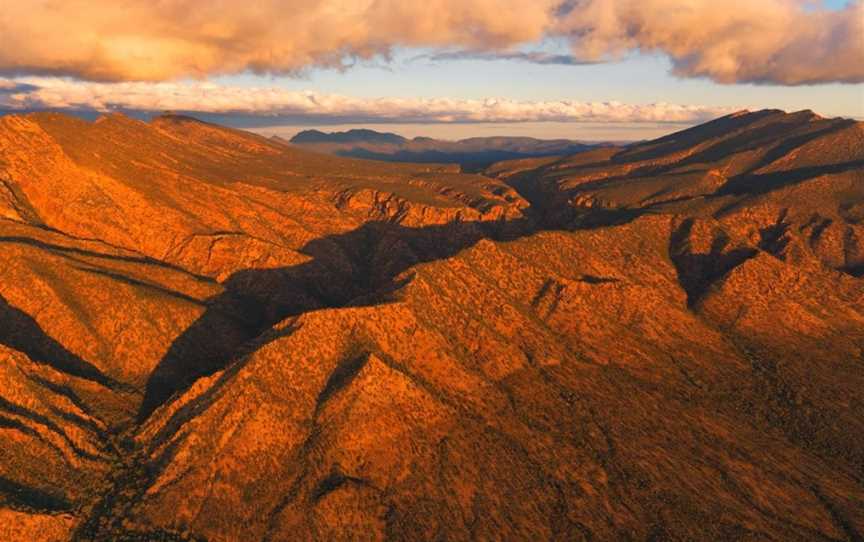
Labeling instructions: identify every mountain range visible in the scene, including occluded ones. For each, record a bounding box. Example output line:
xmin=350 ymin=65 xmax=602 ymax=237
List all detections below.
xmin=285 ymin=128 xmax=603 ymax=171
xmin=0 ymin=109 xmax=862 ymax=541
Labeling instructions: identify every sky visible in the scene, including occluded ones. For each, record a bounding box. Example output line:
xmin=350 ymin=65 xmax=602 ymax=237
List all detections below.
xmin=0 ymin=0 xmax=862 ymax=141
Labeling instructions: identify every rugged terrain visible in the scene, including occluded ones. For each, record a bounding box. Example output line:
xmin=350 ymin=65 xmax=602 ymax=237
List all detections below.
xmin=287 ymin=128 xmax=600 ymax=171
xmin=0 ymin=109 xmax=862 ymax=541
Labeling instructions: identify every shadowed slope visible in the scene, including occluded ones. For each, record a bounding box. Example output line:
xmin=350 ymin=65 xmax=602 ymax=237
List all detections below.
xmin=668 ymin=219 xmax=758 ymax=307
xmin=139 ymin=217 xmax=539 ymax=420
xmin=0 ymin=294 xmax=121 ymax=390
xmin=121 ymin=214 xmax=864 ymax=542
xmin=717 ymin=159 xmax=864 ymax=196
xmin=489 ymin=109 xmax=864 ymax=277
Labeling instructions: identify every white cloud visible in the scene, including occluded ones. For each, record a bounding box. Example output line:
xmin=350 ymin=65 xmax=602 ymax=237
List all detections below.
xmin=0 ymin=78 xmax=734 ymax=124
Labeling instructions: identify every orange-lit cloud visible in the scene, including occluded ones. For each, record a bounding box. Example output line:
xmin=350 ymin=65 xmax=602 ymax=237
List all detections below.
xmin=0 ymin=0 xmax=554 ymax=81
xmin=0 ymin=78 xmax=733 ymax=124
xmin=1 ymin=1 xmax=860 ymax=85
xmin=555 ymin=0 xmax=864 ymax=85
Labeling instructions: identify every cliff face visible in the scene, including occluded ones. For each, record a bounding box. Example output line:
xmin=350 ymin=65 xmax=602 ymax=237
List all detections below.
xmin=0 ymin=110 xmax=862 ymax=541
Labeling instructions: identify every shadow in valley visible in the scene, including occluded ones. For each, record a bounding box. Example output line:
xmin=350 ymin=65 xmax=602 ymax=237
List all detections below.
xmin=0 ymin=474 xmax=72 ymax=513
xmin=668 ymin=219 xmax=758 ymax=308
xmin=717 ymin=160 xmax=864 ymax=197
xmin=138 ymin=217 xmax=536 ymax=420
xmin=335 ymin=147 xmax=594 ymax=173
xmin=138 ymin=200 xmax=654 ymax=422
xmin=0 ymin=293 xmax=123 ymax=390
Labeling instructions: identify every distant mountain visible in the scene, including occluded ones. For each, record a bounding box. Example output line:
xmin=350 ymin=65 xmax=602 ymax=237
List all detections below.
xmin=290 ymin=128 xmax=408 ymax=145
xmin=289 ymin=128 xmax=607 ymax=171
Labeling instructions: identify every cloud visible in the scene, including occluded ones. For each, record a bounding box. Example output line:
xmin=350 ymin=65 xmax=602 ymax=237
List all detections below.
xmin=554 ymin=0 xmax=864 ymax=85
xmin=0 ymin=1 xmax=860 ymax=85
xmin=423 ymin=51 xmax=598 ymax=66
xmin=0 ymin=0 xmax=555 ymax=82
xmin=0 ymin=80 xmax=39 ymax=93
xmin=0 ymin=78 xmax=733 ymax=124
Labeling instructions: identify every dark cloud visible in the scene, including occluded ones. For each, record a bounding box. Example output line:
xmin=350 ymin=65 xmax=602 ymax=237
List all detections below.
xmin=424 ymin=51 xmax=598 ymax=66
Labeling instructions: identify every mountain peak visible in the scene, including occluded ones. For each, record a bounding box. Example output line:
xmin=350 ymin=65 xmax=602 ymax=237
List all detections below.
xmin=151 ymin=112 xmax=210 ymax=126
xmin=290 ymin=128 xmax=407 ymax=145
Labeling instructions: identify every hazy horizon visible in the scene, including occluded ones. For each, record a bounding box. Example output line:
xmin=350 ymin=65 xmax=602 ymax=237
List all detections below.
xmin=252 ymin=120 xmax=697 ymax=142
xmin=3 ymin=105 xmax=859 ymax=144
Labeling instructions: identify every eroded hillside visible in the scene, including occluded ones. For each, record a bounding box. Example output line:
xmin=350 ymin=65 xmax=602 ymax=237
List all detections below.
xmin=0 ymin=110 xmax=862 ymax=541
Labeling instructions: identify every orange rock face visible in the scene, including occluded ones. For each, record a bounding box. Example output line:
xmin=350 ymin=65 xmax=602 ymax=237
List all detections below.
xmin=0 ymin=110 xmax=862 ymax=541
